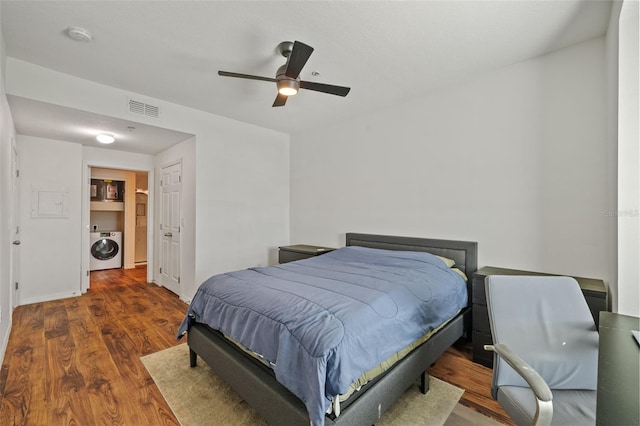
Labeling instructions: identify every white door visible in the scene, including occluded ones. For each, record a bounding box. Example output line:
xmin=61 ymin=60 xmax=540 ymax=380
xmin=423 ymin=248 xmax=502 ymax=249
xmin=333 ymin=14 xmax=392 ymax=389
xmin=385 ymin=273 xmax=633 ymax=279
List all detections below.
xmin=10 ymin=137 xmax=20 ymax=307
xmin=159 ymin=162 xmax=181 ymax=295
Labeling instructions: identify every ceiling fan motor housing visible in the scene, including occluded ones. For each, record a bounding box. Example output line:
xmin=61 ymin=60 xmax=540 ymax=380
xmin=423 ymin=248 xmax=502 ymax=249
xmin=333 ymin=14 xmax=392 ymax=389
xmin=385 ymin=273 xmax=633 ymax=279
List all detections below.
xmin=277 ymin=41 xmax=294 ymax=58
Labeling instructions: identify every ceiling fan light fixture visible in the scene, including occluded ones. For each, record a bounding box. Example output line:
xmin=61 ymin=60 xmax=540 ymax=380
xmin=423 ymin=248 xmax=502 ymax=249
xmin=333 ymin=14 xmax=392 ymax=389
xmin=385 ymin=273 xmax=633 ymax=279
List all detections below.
xmin=96 ymin=133 xmax=115 ymax=144
xmin=277 ymin=79 xmax=299 ymax=96
xmin=218 ymin=40 xmax=350 ymax=107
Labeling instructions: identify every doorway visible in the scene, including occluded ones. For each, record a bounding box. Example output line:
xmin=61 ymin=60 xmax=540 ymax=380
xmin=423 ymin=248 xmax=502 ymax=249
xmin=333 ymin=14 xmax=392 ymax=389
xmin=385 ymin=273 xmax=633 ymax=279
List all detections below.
xmin=88 ymin=167 xmax=149 ymax=287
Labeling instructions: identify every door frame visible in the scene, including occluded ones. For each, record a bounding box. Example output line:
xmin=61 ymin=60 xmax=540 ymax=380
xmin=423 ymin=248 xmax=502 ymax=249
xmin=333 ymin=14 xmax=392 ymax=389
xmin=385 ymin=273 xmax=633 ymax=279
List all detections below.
xmin=81 ymin=161 xmax=155 ymax=293
xmin=9 ymin=135 xmax=19 ymax=308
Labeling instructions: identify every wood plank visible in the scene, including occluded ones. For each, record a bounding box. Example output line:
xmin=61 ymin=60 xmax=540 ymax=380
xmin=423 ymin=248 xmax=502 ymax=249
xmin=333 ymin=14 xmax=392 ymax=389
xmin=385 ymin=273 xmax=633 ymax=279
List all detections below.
xmin=88 ymin=272 xmax=181 ymax=424
xmin=430 ymin=341 xmax=513 ymax=424
xmin=63 ymin=297 xmax=127 ymax=424
xmin=0 ymin=305 xmax=48 ymax=425
xmin=3 ymin=296 xmax=47 ymax=423
xmin=44 ymin=300 xmax=70 ymax=340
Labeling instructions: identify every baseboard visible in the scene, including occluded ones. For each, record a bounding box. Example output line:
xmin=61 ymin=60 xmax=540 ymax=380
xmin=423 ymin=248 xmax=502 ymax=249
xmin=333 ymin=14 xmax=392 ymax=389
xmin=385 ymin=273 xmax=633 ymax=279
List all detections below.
xmin=19 ymin=290 xmax=81 ymax=306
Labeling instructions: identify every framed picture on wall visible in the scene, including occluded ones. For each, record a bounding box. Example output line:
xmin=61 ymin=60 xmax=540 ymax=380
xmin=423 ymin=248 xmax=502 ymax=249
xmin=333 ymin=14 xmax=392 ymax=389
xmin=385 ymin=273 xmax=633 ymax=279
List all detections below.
xmin=91 ymin=179 xmax=124 ymax=201
xmin=106 ymin=183 xmax=118 ymax=200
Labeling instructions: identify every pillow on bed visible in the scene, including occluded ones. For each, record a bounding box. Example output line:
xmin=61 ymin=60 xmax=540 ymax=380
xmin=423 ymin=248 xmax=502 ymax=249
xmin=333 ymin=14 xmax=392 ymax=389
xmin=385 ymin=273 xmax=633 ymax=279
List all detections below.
xmin=452 ymin=268 xmax=468 ymax=281
xmin=436 ymin=255 xmax=456 ymax=268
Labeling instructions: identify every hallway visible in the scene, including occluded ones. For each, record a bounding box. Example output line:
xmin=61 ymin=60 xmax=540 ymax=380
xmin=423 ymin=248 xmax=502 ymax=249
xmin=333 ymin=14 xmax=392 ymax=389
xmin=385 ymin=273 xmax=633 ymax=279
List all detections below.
xmin=89 ymin=264 xmax=149 ymax=291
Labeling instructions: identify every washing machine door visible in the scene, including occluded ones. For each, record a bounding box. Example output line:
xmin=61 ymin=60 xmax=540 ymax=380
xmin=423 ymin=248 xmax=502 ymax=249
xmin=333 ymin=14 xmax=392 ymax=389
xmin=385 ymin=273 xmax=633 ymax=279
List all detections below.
xmin=91 ymin=238 xmax=119 ymax=260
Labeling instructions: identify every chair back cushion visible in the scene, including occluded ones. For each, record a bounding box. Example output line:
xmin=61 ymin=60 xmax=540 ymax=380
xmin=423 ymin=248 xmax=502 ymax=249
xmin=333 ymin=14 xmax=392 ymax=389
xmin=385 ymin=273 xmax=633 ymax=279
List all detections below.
xmin=486 ymin=275 xmax=599 ymax=391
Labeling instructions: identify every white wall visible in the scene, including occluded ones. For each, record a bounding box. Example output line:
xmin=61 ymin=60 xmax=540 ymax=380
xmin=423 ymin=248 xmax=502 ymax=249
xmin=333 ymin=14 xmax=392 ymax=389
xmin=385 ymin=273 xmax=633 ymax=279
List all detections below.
xmin=617 ymin=0 xmax=639 ymax=316
xmin=6 ymin=59 xmax=290 ymax=302
xmin=18 ymin=135 xmax=83 ymax=304
xmin=291 ymin=37 xmax=612 ymax=287
xmin=605 ymin=1 xmax=621 ymax=312
xmin=0 ymin=12 xmax=17 ymax=363
xmin=155 ymin=136 xmax=196 ymax=301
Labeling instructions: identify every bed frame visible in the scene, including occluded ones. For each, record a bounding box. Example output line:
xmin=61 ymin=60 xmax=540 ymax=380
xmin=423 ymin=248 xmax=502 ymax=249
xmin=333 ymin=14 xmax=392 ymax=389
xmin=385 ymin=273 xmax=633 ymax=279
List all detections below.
xmin=187 ymin=233 xmax=477 ymax=425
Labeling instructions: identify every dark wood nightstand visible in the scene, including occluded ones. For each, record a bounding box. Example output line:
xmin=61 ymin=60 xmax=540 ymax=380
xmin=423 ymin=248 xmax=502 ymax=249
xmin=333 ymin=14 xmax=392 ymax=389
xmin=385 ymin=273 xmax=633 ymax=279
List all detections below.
xmin=278 ymin=244 xmax=336 ymax=264
xmin=471 ymin=266 xmax=609 ymax=368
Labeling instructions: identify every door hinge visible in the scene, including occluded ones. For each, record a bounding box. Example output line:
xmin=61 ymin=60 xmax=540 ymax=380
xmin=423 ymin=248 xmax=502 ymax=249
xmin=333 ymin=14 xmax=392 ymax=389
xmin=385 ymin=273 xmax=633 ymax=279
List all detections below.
xmin=16 ymin=170 xmax=19 ymax=178
xmin=15 ymin=282 xmax=18 ymax=290
xmin=178 ymin=277 xmax=181 ymax=284
xmin=179 ymin=175 xmax=182 ymax=183
xmin=16 ymin=226 xmax=19 ymax=234
xmin=87 ymin=270 xmax=90 ymax=277
xmin=159 ymin=267 xmax=162 ymax=274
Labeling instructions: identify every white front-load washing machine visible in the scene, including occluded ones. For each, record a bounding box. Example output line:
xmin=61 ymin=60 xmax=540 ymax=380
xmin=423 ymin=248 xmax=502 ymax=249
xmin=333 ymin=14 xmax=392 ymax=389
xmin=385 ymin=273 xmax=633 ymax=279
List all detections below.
xmin=90 ymin=231 xmax=122 ymax=271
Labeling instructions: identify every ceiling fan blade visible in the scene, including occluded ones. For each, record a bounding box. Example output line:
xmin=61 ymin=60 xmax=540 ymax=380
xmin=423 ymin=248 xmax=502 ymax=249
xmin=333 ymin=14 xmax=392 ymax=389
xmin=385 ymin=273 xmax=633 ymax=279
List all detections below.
xmin=218 ymin=70 xmax=276 ymax=83
xmin=284 ymin=41 xmax=314 ymax=79
xmin=272 ymin=93 xmax=288 ymax=107
xmin=300 ymin=81 xmax=351 ymax=97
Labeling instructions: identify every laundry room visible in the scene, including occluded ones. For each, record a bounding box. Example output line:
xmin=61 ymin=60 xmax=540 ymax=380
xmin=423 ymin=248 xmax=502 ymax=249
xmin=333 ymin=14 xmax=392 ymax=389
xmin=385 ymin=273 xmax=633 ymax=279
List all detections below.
xmin=89 ymin=167 xmax=148 ymax=272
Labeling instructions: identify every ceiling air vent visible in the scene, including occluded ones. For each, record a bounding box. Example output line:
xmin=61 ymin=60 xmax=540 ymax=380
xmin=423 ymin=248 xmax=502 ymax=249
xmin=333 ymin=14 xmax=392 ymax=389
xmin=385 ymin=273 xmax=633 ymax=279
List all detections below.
xmin=144 ymin=104 xmax=159 ymax=118
xmin=128 ymin=98 xmax=160 ymax=118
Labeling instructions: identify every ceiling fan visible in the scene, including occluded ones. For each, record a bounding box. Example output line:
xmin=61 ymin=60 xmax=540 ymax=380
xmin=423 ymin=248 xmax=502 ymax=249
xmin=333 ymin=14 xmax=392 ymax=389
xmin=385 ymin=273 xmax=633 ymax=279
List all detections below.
xmin=218 ymin=41 xmax=351 ymax=107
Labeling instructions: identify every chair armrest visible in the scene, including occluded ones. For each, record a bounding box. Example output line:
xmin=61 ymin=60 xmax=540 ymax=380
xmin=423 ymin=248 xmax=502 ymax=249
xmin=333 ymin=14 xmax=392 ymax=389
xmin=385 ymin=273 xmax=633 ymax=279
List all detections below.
xmin=485 ymin=343 xmax=553 ymax=426
xmin=485 ymin=343 xmax=553 ymax=401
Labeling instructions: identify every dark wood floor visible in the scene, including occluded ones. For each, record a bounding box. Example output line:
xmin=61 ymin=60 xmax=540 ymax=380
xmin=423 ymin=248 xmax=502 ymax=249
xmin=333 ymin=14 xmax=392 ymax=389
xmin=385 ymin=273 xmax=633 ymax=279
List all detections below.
xmin=0 ymin=266 xmax=512 ymax=425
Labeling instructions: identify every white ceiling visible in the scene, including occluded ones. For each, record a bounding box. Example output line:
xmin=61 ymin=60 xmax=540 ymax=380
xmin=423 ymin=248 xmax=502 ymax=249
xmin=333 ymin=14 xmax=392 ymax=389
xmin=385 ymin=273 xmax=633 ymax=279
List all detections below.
xmin=1 ymin=1 xmax=612 ymax=154
xmin=7 ymin=95 xmax=193 ymax=154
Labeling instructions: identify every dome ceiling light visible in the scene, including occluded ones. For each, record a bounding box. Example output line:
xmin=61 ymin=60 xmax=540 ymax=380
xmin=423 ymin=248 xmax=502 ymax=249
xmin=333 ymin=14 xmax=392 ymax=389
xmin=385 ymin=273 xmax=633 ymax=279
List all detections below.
xmin=96 ymin=133 xmax=115 ymax=144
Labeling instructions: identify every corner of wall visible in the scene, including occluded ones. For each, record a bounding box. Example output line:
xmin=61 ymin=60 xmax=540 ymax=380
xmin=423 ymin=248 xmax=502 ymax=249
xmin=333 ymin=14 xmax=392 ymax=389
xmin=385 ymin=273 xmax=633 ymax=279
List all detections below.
xmin=0 ymin=12 xmax=15 ymax=367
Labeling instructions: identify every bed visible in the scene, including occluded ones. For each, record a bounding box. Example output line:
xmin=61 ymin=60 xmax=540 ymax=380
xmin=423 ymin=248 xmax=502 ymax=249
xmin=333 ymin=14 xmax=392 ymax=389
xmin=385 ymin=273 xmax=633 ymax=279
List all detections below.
xmin=178 ymin=233 xmax=477 ymax=425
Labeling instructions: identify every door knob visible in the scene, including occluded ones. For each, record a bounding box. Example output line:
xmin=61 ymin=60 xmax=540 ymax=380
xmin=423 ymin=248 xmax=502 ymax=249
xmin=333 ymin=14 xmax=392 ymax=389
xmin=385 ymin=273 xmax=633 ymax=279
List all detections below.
xmin=164 ymin=232 xmax=173 ymax=237
xmin=12 ymin=240 xmax=20 ymax=245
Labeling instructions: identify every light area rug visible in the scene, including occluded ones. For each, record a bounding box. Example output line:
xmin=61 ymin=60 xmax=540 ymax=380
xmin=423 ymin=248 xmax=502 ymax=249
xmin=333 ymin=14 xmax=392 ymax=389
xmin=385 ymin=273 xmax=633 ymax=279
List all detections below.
xmin=142 ymin=344 xmax=464 ymax=426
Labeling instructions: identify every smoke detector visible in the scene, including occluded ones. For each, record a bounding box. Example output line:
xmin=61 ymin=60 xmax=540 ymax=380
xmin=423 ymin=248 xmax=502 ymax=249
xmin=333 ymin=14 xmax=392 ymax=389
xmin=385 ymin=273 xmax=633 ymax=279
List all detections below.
xmin=67 ymin=26 xmax=92 ymax=42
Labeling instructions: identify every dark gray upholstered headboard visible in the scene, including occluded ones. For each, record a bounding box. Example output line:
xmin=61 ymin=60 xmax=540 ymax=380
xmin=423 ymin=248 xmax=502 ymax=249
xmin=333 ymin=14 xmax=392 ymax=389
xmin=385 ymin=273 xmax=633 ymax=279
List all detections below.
xmin=346 ymin=233 xmax=478 ymax=277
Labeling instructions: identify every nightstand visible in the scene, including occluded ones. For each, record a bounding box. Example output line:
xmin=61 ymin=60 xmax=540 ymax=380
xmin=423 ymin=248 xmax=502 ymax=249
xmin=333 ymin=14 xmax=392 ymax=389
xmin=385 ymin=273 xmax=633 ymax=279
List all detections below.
xmin=471 ymin=266 xmax=609 ymax=368
xmin=278 ymin=244 xmax=336 ymax=264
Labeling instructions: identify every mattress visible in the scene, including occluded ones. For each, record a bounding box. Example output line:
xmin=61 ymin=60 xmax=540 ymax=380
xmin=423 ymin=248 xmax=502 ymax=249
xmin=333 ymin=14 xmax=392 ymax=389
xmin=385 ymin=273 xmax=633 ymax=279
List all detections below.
xmin=178 ymin=246 xmax=467 ymax=425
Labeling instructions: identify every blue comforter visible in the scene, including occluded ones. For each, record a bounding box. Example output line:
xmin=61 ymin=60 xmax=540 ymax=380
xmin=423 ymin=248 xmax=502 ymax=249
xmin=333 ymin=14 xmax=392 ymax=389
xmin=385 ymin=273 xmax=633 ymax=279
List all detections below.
xmin=177 ymin=246 xmax=467 ymax=425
